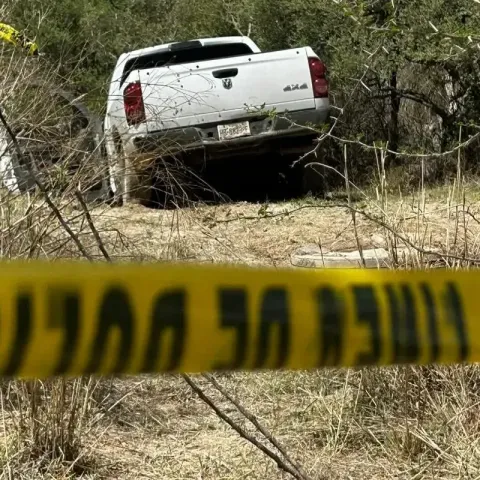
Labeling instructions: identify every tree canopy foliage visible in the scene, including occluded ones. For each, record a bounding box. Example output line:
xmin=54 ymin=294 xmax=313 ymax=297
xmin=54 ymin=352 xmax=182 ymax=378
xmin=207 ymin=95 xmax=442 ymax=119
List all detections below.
xmin=2 ymin=0 xmax=480 ymax=183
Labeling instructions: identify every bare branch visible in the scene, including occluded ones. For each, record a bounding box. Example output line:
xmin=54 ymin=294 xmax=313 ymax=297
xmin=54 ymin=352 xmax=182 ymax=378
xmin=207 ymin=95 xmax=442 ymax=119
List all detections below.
xmin=0 ymin=103 xmax=93 ymax=261
xmin=203 ymin=373 xmax=310 ymax=479
xmin=74 ymin=190 xmax=111 ymax=263
xmin=183 ymin=374 xmax=310 ymax=480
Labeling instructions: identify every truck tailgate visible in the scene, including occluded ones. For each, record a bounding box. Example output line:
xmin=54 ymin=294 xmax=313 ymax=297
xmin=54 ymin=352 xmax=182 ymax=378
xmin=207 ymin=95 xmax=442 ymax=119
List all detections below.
xmin=137 ymin=48 xmax=315 ymax=132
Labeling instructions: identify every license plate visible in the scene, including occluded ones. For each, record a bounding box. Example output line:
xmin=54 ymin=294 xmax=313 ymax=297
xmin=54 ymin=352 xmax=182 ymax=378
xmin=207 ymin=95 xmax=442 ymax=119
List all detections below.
xmin=217 ymin=121 xmax=251 ymax=141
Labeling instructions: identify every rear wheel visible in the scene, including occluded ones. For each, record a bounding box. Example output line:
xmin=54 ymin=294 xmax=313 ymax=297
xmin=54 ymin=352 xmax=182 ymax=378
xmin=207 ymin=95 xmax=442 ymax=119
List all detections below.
xmin=106 ymin=132 xmax=152 ymax=206
xmin=275 ymin=153 xmax=319 ymax=200
xmin=301 ymin=162 xmax=325 ymax=197
xmin=150 ymin=153 xmax=213 ymax=208
xmin=279 ymin=148 xmax=325 ymax=198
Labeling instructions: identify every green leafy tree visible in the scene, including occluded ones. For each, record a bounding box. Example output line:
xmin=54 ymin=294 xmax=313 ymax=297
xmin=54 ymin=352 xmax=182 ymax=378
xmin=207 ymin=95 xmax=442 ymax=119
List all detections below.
xmin=2 ymin=0 xmax=479 ymax=179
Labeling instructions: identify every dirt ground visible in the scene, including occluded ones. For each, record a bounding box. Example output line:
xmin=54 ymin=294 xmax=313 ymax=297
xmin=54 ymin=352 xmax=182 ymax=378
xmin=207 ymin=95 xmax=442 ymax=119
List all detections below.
xmin=93 ymin=182 xmax=480 ymax=267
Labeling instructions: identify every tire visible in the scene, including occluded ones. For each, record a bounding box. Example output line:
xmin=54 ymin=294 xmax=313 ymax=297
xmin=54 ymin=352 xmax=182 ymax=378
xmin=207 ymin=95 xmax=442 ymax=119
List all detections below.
xmin=301 ymin=162 xmax=325 ymax=197
xmin=150 ymin=153 xmax=202 ymax=208
xmin=274 ymin=153 xmax=310 ymax=200
xmin=104 ymin=131 xmax=123 ymax=205
xmin=105 ymin=131 xmax=152 ymax=206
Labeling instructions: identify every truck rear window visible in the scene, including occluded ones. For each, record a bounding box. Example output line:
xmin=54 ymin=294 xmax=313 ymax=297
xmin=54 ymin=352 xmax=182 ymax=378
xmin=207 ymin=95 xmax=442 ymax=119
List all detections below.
xmin=121 ymin=43 xmax=254 ymax=86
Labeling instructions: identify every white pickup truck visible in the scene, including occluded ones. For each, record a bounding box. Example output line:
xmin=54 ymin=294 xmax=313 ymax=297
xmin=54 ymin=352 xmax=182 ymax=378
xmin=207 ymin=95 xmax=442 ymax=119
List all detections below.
xmin=104 ymin=36 xmax=330 ymax=204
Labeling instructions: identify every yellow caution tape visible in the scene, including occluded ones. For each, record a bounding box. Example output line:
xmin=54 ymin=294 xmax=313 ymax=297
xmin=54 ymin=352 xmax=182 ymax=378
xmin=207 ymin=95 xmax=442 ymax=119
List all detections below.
xmin=0 ymin=261 xmax=474 ymax=378
xmin=0 ymin=22 xmax=39 ymax=56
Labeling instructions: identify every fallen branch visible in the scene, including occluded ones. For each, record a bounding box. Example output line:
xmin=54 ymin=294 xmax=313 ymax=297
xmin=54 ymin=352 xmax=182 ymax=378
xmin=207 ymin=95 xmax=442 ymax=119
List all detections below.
xmin=207 ymin=201 xmax=480 ymax=265
xmin=183 ymin=374 xmax=311 ymax=480
xmin=75 ymin=189 xmax=111 ymax=263
xmin=203 ymin=373 xmax=310 ymax=479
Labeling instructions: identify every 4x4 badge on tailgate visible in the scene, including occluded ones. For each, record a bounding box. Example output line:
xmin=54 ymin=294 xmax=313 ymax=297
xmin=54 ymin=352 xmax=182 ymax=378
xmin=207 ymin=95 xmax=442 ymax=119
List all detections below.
xmin=222 ymin=78 xmax=233 ymax=89
xmin=284 ymin=83 xmax=308 ymax=92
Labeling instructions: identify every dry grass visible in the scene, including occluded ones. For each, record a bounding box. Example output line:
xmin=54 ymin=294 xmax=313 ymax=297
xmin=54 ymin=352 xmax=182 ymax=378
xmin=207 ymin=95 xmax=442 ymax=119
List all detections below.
xmin=8 ymin=366 xmax=474 ymax=479
xmin=86 ymin=179 xmax=480 ymax=267
xmin=0 ymin=176 xmax=480 ymax=478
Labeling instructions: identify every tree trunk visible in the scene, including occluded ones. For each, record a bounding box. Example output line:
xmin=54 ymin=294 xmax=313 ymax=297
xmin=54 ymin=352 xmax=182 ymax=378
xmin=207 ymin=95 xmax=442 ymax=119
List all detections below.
xmin=388 ymin=70 xmax=400 ymax=161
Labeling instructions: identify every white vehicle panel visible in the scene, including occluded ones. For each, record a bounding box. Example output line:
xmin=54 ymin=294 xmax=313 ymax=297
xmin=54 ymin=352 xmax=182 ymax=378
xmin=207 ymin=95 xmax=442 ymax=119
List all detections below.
xmin=138 ymin=48 xmax=315 ymax=132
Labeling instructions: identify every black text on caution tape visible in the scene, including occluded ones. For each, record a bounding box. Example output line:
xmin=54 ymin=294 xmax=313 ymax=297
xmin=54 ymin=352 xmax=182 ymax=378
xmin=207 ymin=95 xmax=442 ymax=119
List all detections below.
xmin=0 ymin=280 xmax=469 ymax=376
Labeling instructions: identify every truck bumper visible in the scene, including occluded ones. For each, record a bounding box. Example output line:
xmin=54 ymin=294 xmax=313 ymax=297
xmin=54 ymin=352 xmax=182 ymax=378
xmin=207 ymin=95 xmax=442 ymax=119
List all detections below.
xmin=123 ymin=102 xmax=330 ymax=161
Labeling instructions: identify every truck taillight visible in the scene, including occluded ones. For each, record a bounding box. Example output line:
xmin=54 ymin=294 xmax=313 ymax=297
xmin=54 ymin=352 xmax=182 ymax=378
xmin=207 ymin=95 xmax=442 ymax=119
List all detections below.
xmin=124 ymin=81 xmax=146 ymax=125
xmin=308 ymin=57 xmax=328 ymax=99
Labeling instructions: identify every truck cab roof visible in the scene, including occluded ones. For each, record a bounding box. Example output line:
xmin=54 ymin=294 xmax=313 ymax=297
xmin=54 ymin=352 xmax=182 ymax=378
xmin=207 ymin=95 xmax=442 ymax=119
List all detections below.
xmin=113 ymin=36 xmax=262 ymax=90
xmin=118 ymin=36 xmax=261 ymax=63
